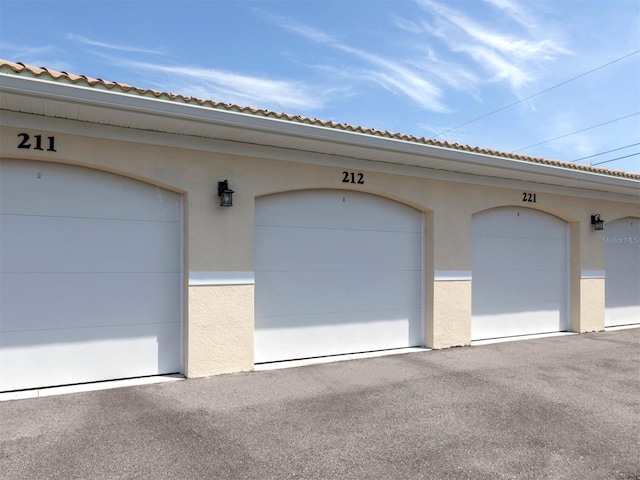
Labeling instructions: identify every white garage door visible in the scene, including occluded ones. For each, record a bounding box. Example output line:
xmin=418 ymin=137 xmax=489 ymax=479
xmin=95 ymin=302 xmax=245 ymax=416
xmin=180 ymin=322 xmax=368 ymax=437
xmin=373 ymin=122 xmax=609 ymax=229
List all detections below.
xmin=472 ymin=207 xmax=569 ymax=340
xmin=254 ymin=190 xmax=423 ymax=363
xmin=0 ymin=160 xmax=183 ymax=392
xmin=605 ymin=217 xmax=640 ymax=327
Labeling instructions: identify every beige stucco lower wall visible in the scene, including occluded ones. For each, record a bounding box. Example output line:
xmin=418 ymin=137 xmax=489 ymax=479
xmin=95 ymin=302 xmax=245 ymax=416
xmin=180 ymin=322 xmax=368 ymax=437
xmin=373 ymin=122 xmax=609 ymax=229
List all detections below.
xmin=430 ymin=280 xmax=472 ymax=348
xmin=579 ymin=278 xmax=605 ymax=332
xmin=186 ymin=285 xmax=254 ymax=377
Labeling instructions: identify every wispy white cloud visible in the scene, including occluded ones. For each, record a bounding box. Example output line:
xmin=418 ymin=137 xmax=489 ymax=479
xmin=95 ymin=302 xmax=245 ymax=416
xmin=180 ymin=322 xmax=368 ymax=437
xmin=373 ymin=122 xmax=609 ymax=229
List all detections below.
xmin=262 ymin=12 xmax=450 ymax=112
xmin=392 ymin=15 xmax=424 ymax=35
xmin=414 ymin=0 xmax=572 ymax=91
xmin=98 ymin=55 xmax=325 ymax=111
xmin=0 ymin=42 xmax=55 ymax=58
xmin=64 ymin=33 xmax=327 ymax=111
xmin=0 ymin=42 xmax=72 ymax=71
xmin=261 ymin=2 xmax=570 ymax=113
xmin=270 ymin=17 xmax=337 ymax=45
xmin=67 ymin=34 xmax=166 ymax=55
xmin=458 ymin=44 xmax=530 ymax=87
xmin=482 ymin=0 xmax=538 ymax=32
xmin=409 ymin=47 xmax=482 ymax=101
xmin=336 ymin=44 xmax=448 ymax=112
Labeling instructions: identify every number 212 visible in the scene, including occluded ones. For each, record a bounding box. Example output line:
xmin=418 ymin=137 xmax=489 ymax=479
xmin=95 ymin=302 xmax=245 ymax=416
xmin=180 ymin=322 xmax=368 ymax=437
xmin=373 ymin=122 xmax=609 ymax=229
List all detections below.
xmin=342 ymin=171 xmax=364 ymax=184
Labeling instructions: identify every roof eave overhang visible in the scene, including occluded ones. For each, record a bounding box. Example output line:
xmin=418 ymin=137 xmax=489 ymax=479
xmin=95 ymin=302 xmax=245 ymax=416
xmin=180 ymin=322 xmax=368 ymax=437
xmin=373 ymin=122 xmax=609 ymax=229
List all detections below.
xmin=2 ymin=73 xmax=639 ymax=195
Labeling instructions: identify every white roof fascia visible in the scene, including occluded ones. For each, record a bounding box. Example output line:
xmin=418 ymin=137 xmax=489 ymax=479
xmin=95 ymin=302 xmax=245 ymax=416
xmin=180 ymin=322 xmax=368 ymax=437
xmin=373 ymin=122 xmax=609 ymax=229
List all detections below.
xmin=2 ymin=72 xmax=639 ymax=192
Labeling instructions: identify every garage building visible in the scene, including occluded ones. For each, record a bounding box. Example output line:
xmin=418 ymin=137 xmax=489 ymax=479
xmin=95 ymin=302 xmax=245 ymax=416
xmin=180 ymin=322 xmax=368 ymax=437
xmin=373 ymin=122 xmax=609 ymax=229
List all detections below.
xmin=1 ymin=59 xmax=639 ymax=393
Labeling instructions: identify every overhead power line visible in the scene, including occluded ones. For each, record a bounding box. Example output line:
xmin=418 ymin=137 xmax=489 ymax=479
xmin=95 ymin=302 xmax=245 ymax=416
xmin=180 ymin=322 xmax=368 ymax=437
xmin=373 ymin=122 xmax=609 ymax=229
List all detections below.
xmin=570 ymin=143 xmax=640 ymax=162
xmin=513 ymin=112 xmax=640 ymax=152
xmin=592 ymin=152 xmax=640 ymax=166
xmin=433 ymin=49 xmax=640 ymax=138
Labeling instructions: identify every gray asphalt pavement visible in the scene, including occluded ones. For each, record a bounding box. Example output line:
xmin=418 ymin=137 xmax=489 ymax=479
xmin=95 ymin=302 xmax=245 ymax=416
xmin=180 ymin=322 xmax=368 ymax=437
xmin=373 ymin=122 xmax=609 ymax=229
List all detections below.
xmin=1 ymin=329 xmax=639 ymax=480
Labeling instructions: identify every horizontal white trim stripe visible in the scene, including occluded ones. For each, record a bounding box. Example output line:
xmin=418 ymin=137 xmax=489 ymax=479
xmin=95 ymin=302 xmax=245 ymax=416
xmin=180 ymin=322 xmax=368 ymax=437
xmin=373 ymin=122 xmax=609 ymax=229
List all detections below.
xmin=435 ymin=270 xmax=472 ymax=281
xmin=581 ymin=270 xmax=605 ymax=279
xmin=189 ymin=271 xmax=255 ymax=286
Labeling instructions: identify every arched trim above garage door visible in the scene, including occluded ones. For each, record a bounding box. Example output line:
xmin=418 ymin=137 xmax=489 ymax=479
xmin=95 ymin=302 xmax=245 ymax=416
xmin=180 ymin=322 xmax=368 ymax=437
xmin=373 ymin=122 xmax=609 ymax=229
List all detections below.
xmin=471 ymin=207 xmax=570 ymax=341
xmin=0 ymin=159 xmax=184 ymax=392
xmin=605 ymin=217 xmax=640 ymax=327
xmin=254 ymin=189 xmax=424 ymax=363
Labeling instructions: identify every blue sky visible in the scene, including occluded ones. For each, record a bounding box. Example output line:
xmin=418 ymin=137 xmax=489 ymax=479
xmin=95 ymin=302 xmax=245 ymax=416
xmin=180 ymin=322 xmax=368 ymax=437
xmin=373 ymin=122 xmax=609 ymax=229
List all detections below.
xmin=1 ymin=0 xmax=639 ymax=173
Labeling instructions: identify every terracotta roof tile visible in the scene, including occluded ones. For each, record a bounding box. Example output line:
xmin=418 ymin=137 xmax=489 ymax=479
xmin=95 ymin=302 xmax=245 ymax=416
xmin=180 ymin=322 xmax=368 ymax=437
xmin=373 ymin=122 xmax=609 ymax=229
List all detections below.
xmin=1 ymin=58 xmax=638 ymax=181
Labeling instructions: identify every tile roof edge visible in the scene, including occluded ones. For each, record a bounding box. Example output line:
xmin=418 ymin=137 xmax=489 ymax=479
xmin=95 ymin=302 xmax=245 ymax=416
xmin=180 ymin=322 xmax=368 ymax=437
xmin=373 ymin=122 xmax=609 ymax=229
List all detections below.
xmin=1 ymin=58 xmax=639 ymax=181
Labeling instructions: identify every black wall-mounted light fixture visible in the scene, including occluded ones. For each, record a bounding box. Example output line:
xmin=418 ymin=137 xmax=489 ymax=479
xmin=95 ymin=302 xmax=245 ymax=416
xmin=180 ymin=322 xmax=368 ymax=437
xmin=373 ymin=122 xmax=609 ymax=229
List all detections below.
xmin=218 ymin=180 xmax=234 ymax=207
xmin=591 ymin=214 xmax=604 ymax=231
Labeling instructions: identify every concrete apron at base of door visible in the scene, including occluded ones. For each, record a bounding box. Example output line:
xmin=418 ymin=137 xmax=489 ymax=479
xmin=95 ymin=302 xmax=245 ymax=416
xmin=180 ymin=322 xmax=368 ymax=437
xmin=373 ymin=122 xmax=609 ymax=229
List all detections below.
xmin=0 ymin=375 xmax=184 ymax=402
xmin=253 ymin=347 xmax=431 ymax=371
xmin=4 ymin=328 xmax=639 ymax=401
xmin=470 ymin=331 xmax=578 ymax=346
